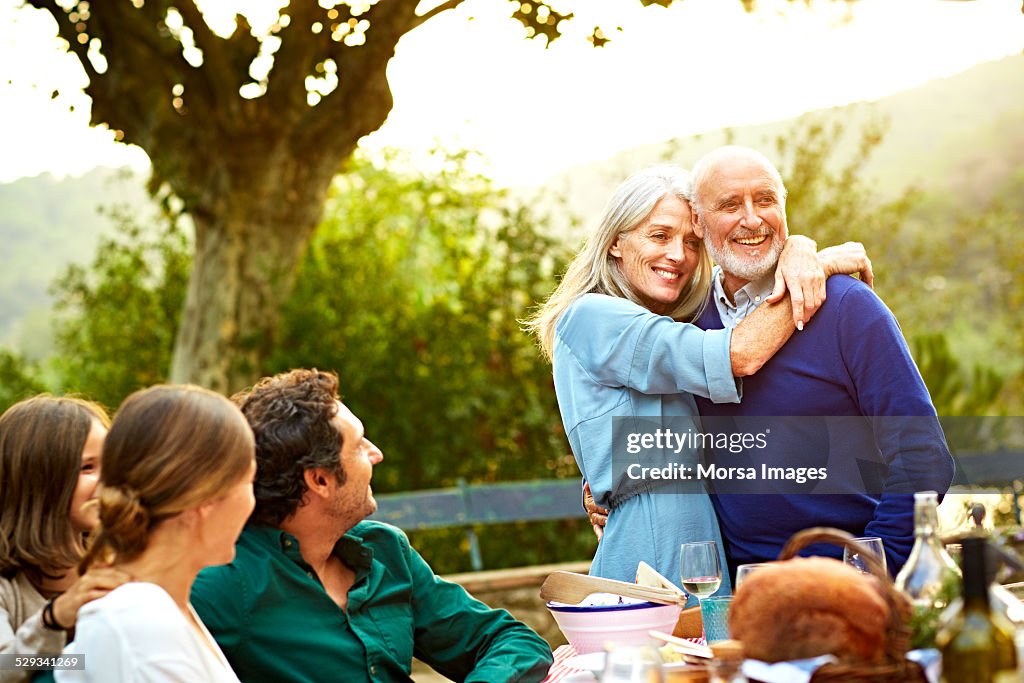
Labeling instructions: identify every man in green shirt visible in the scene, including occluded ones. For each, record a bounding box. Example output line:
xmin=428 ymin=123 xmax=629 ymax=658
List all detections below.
xmin=191 ymin=369 xmax=552 ymax=683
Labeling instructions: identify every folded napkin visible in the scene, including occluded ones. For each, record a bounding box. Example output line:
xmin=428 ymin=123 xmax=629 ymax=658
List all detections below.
xmin=741 ymin=655 xmax=838 ymax=683
xmin=906 ymin=648 xmax=941 ymax=683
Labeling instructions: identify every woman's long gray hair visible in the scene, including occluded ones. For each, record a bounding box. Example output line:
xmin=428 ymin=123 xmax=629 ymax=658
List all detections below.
xmin=525 ymin=165 xmax=713 ymax=360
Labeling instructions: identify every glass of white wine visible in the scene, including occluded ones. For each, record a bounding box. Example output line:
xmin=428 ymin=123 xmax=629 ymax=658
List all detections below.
xmin=679 ymin=541 xmax=722 ymax=601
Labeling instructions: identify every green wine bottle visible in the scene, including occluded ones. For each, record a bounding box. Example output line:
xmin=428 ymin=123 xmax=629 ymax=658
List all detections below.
xmin=936 ymin=536 xmax=1018 ymax=683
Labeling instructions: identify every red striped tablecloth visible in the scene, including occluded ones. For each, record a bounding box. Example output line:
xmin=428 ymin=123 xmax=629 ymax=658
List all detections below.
xmin=541 ymin=637 xmax=709 ymax=683
xmin=541 ymin=645 xmax=588 ymax=683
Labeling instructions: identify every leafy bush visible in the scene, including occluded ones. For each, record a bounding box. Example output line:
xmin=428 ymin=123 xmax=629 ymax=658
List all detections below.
xmin=0 ymin=348 xmax=47 ymax=414
xmin=50 ymin=206 xmax=190 ymax=409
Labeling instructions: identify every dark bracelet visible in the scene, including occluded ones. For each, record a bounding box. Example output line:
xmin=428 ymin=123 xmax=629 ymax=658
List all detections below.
xmin=41 ymin=597 xmax=69 ymax=631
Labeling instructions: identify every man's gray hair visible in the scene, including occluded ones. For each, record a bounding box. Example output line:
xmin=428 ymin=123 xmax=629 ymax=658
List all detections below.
xmin=690 ymin=145 xmax=788 ymax=217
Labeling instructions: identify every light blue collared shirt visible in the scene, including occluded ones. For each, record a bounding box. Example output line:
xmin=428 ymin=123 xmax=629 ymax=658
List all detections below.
xmin=711 ymin=267 xmax=775 ymax=330
xmin=550 ymin=293 xmax=737 ymax=596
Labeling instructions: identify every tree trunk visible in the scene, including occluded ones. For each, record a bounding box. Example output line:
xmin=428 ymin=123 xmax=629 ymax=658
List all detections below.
xmin=168 ymin=154 xmax=339 ymax=394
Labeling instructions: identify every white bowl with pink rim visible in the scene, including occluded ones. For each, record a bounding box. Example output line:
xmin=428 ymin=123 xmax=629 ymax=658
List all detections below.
xmin=546 ymin=593 xmax=682 ymax=654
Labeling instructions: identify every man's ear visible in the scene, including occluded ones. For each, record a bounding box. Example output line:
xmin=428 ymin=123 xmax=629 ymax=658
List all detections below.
xmin=690 ymin=205 xmax=705 ymax=239
xmin=303 ymin=468 xmax=333 ymax=499
xmin=608 ymin=234 xmax=623 ymax=259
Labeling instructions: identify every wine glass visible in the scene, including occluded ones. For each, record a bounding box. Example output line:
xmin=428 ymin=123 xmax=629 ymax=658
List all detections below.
xmin=734 ymin=562 xmax=768 ymax=589
xmin=679 ymin=541 xmax=722 ymax=601
xmin=843 ymin=536 xmax=887 ymax=576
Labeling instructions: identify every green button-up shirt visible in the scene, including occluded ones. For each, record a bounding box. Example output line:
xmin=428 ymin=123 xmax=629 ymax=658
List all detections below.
xmin=191 ymin=522 xmax=552 ymax=683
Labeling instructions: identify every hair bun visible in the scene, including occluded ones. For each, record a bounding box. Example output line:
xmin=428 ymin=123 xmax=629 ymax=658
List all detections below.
xmin=96 ymin=484 xmax=152 ymax=557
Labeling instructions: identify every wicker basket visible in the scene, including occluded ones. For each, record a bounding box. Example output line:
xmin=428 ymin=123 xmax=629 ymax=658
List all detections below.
xmin=769 ymin=527 xmax=927 ymax=683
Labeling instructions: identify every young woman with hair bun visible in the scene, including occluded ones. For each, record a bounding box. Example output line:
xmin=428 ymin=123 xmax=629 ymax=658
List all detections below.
xmin=1 ymin=396 xmax=131 ymax=683
xmin=56 ymin=385 xmax=256 ymax=683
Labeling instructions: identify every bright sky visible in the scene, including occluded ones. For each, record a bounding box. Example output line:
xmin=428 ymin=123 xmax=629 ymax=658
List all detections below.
xmin=1 ymin=0 xmax=1022 ymax=186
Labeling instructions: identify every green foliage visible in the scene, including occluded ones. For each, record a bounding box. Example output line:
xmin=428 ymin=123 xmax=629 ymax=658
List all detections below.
xmin=775 ymin=102 xmax=1024 ymax=417
xmin=772 ymin=114 xmax=921 ymax=262
xmin=912 ymin=332 xmax=1006 ymax=457
xmin=768 ymin=114 xmax=1014 ymax=418
xmin=948 ymin=192 xmax=1024 ymax=365
xmin=0 ymin=348 xmax=48 ymax=414
xmin=765 ymin=115 xmax=943 ymax=337
xmin=912 ymin=333 xmax=1004 ymax=418
xmin=892 ymin=170 xmax=1024 ymax=416
xmin=274 ymin=151 xmax=573 ymax=485
xmin=50 ymin=206 xmax=191 ymax=409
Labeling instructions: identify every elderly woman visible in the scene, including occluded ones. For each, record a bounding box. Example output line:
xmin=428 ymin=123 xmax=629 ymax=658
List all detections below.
xmin=527 ymin=165 xmax=868 ymax=597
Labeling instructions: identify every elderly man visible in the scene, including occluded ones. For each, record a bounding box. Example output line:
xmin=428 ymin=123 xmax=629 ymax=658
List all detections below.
xmin=191 ymin=369 xmax=552 ymax=683
xmin=687 ymin=145 xmax=954 ymax=576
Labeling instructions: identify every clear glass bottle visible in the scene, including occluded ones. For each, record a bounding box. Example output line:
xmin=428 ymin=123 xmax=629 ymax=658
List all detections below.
xmin=895 ymin=490 xmax=962 ymax=648
xmin=936 ymin=536 xmax=1018 ymax=682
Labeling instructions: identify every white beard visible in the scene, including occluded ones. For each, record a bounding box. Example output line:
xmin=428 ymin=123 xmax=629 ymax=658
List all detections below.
xmin=704 ymin=231 xmax=785 ymax=282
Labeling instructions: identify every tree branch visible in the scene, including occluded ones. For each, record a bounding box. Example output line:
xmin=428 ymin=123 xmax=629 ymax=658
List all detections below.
xmin=299 ymin=0 xmax=421 ymax=149
xmin=25 ymin=0 xmax=101 ymax=82
xmin=261 ymin=3 xmax=327 ymax=120
xmin=173 ymin=0 xmax=239 ymax=112
xmin=411 ymin=0 xmax=469 ymax=31
xmin=225 ymin=13 xmax=263 ymax=86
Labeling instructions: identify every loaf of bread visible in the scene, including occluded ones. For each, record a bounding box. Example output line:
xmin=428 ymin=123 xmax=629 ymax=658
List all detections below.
xmin=728 ymin=557 xmax=890 ymax=663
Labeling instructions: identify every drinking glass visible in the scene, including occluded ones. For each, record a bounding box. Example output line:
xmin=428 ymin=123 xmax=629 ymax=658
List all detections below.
xmin=600 ymin=645 xmax=664 ymax=683
xmin=679 ymin=541 xmax=722 ymax=601
xmin=700 ymin=595 xmax=734 ymax=644
xmin=843 ymin=536 xmax=887 ymax=576
xmin=734 ymin=562 xmax=768 ymax=589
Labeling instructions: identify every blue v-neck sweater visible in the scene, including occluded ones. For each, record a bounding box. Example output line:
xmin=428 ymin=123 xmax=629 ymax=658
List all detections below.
xmin=694 ymin=275 xmax=954 ymax=575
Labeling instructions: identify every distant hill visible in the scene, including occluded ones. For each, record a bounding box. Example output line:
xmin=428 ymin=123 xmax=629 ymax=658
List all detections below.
xmin=0 ymin=168 xmax=152 ymax=348
xmin=542 ymin=53 xmax=1024 ymax=234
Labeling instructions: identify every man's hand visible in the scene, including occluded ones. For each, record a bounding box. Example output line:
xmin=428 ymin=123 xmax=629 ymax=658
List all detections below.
xmin=767 ymin=235 xmax=824 ymax=329
xmin=583 ymin=481 xmax=609 ymax=540
xmin=817 ymin=242 xmax=874 ymax=289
